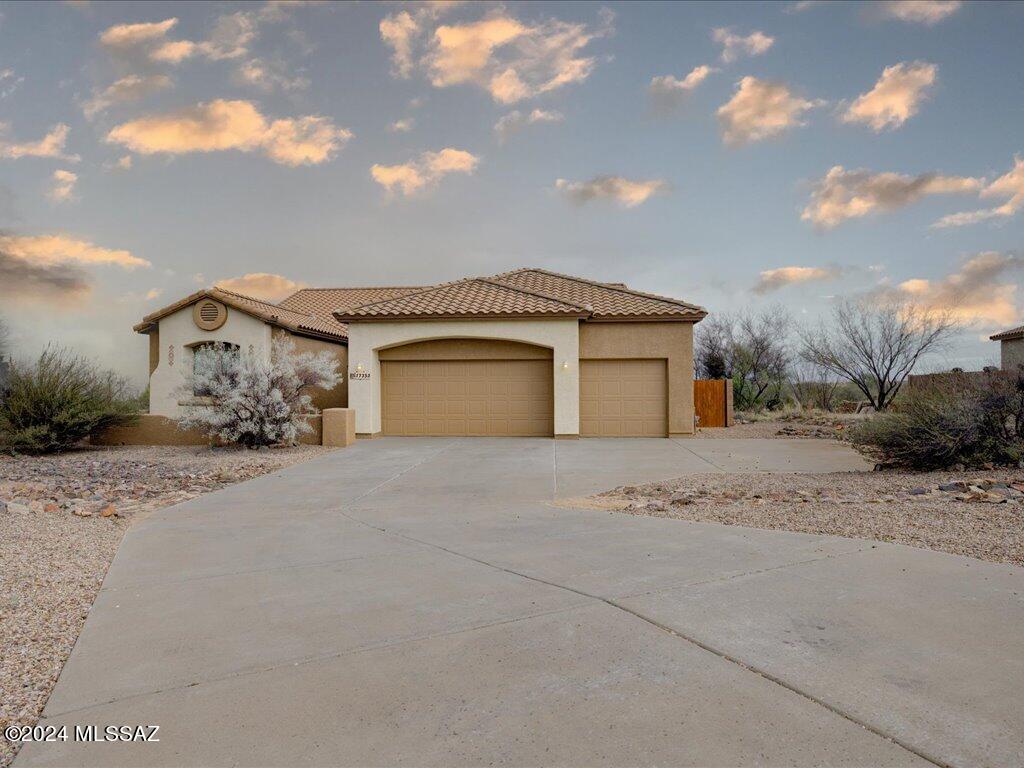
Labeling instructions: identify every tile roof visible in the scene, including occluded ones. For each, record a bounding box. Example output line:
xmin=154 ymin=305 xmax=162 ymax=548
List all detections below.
xmin=991 ymin=325 xmax=1024 ymax=341
xmin=134 ymin=287 xmax=349 ymax=341
xmin=333 ymin=278 xmax=592 ymax=321
xmin=490 ymin=268 xmax=707 ymax=320
xmin=279 ymin=287 xmax=424 ymax=337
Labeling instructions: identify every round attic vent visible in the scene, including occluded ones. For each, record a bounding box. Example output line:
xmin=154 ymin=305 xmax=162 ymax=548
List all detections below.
xmin=193 ymin=299 xmax=227 ymax=331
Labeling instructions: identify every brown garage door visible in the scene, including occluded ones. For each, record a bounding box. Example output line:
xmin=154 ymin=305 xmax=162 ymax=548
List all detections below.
xmin=381 ymin=360 xmax=553 ymax=436
xmin=580 ymin=359 xmax=667 ymax=437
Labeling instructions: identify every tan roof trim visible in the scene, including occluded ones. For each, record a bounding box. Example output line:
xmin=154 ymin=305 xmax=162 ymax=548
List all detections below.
xmin=991 ymin=325 xmax=1024 ymax=341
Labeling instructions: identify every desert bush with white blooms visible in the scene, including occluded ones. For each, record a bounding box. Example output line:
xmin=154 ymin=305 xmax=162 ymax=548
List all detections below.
xmin=178 ymin=336 xmax=341 ymax=448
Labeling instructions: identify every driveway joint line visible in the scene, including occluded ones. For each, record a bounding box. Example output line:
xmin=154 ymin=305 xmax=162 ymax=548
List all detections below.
xmin=331 ymin=507 xmax=948 ymax=768
xmin=668 ymin=437 xmax=726 ymax=471
xmin=612 ymin=545 xmax=873 ymax=600
xmin=41 ymin=602 xmax=594 ymax=721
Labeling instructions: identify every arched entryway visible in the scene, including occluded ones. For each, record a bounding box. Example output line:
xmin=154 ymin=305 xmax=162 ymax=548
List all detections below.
xmin=378 ymin=338 xmax=554 ymax=436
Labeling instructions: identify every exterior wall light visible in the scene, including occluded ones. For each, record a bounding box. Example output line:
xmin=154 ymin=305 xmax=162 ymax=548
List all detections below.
xmin=356 ymin=363 xmax=365 ymax=373
xmin=561 ymin=360 xmax=569 ymax=371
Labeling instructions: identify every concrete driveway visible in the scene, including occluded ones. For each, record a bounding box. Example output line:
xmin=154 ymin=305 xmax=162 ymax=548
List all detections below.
xmin=17 ymin=438 xmax=1023 ymax=767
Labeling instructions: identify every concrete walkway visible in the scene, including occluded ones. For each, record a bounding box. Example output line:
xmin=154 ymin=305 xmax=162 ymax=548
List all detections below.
xmin=17 ymin=439 xmax=1023 ymax=767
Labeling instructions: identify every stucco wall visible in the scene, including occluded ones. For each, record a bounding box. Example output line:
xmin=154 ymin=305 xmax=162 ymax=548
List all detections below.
xmin=1003 ymin=338 xmax=1024 ymax=369
xmin=579 ymin=321 xmax=696 ymax=436
xmin=92 ymin=414 xmax=322 ymax=446
xmin=148 ymin=304 xmax=272 ymax=417
xmin=273 ymin=329 xmax=349 ymax=410
xmin=346 ymin=319 xmax=580 ymax=436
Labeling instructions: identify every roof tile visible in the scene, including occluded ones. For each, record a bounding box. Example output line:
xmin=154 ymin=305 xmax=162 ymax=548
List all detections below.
xmin=334 ymin=278 xmax=590 ymax=320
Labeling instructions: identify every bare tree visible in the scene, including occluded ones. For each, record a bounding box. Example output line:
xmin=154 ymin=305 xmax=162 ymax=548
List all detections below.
xmin=694 ymin=315 xmax=731 ymax=379
xmin=695 ymin=308 xmax=792 ymax=410
xmin=799 ymin=300 xmax=957 ymax=411
xmin=0 ymin=315 xmax=8 ymax=359
xmin=789 ymin=358 xmax=843 ymax=411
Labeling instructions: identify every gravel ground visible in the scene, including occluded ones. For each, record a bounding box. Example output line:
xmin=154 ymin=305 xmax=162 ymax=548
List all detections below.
xmin=0 ymin=445 xmax=328 ymax=767
xmin=565 ymin=469 xmax=1024 ymax=567
xmin=697 ymin=413 xmax=867 ymax=439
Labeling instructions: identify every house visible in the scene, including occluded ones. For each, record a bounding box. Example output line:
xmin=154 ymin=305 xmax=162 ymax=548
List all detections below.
xmin=135 ymin=268 xmax=706 ymax=438
xmin=990 ymin=325 xmax=1024 ymax=369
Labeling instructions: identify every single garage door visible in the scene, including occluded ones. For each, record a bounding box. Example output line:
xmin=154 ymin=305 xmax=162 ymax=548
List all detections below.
xmin=580 ymin=359 xmax=667 ymax=437
xmin=381 ymin=360 xmax=553 ymax=436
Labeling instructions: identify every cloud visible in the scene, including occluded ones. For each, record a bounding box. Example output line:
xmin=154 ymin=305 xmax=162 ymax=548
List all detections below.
xmin=712 ymin=28 xmax=774 ymax=63
xmin=0 ymin=123 xmax=80 ymax=161
xmin=841 ymin=62 xmax=936 ymax=131
xmin=234 ymin=58 xmax=309 ymax=92
xmin=388 ymin=118 xmax=415 ymax=133
xmin=215 ymin=272 xmax=305 ymax=301
xmin=47 ymin=170 xmax=78 ymax=203
xmin=786 ymin=1 xmax=825 ymax=12
xmin=752 ymin=265 xmax=841 ymax=294
xmin=878 ymin=252 xmax=1023 ymax=327
xmin=0 ymin=251 xmax=89 ymax=302
xmin=0 ymin=232 xmax=147 ymax=303
xmin=99 ymin=8 xmax=279 ymax=66
xmin=145 ymin=287 xmax=163 ymax=300
xmin=717 ymin=77 xmax=822 ymax=146
xmin=106 ymin=99 xmax=352 ymax=166
xmin=877 ymin=1 xmax=963 ymax=24
xmin=802 ymin=165 xmax=983 ymax=228
xmin=371 ymin=147 xmax=479 ymax=196
xmin=0 ymin=68 xmax=24 ymax=99
xmin=99 ymin=17 xmax=179 ymax=50
xmin=383 ymin=5 xmax=613 ymax=103
xmin=493 ymin=108 xmax=563 ymax=143
xmin=648 ymin=65 xmax=717 ymax=112
xmin=933 ymin=156 xmax=1024 ymax=228
xmin=0 ymin=233 xmax=149 ymax=269
xmin=81 ymin=74 xmax=173 ymax=119
xmin=116 ymin=155 xmax=132 ymax=170
xmin=380 ymin=10 xmax=423 ymax=78
xmin=555 ymin=176 xmax=670 ymax=208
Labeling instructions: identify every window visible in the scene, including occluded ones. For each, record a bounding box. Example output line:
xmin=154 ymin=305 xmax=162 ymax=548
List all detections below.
xmin=191 ymin=342 xmax=240 ymax=397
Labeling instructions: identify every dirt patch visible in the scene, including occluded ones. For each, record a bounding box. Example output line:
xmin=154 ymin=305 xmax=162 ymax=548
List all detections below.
xmin=558 ymin=469 xmax=1024 ymax=567
xmin=696 ymin=412 xmax=867 ymax=440
xmin=0 ymin=444 xmax=328 ymax=767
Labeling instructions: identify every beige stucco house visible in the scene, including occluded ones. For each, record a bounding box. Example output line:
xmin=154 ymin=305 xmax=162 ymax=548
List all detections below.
xmin=991 ymin=325 xmax=1024 ymax=369
xmin=136 ymin=268 xmax=706 ymax=438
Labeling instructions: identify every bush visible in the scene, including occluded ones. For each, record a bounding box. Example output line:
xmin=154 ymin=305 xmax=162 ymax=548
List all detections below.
xmin=177 ymin=336 xmax=341 ymax=448
xmin=848 ymin=370 xmax=1024 ymax=469
xmin=0 ymin=347 xmax=138 ymax=454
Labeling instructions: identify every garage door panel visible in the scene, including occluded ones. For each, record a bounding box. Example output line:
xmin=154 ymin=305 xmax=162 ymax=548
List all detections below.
xmin=580 ymin=359 xmax=667 ymax=437
xmin=382 ymin=359 xmax=553 ymax=436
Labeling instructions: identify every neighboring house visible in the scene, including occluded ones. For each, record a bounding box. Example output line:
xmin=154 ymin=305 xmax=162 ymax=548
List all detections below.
xmin=990 ymin=325 xmax=1024 ymax=369
xmin=136 ymin=268 xmax=706 ymax=437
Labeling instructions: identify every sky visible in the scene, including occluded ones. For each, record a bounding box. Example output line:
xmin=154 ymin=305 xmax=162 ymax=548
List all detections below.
xmin=1 ymin=0 xmax=1022 ymax=385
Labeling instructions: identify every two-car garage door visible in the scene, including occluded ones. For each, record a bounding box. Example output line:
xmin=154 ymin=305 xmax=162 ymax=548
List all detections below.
xmin=381 ymin=353 xmax=667 ymax=437
xmin=381 ymin=359 xmax=554 ymax=436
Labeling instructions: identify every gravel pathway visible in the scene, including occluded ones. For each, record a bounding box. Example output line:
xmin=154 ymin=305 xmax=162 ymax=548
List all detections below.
xmin=570 ymin=469 xmax=1024 ymax=567
xmin=0 ymin=445 xmax=328 ymax=767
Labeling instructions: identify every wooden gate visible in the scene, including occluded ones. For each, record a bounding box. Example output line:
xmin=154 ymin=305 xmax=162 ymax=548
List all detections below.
xmin=694 ymin=379 xmax=732 ymax=428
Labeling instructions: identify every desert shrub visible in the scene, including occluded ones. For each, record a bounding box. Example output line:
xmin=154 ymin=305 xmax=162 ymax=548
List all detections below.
xmin=849 ymin=370 xmax=1024 ymax=469
xmin=0 ymin=347 xmax=138 ymax=454
xmin=178 ymin=336 xmax=341 ymax=448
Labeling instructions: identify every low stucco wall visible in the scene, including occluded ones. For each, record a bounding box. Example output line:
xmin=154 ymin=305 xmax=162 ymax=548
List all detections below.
xmin=579 ymin=321 xmax=697 ymax=436
xmin=346 ymin=319 xmax=581 ymax=437
xmin=93 ymin=414 xmax=323 ymax=447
